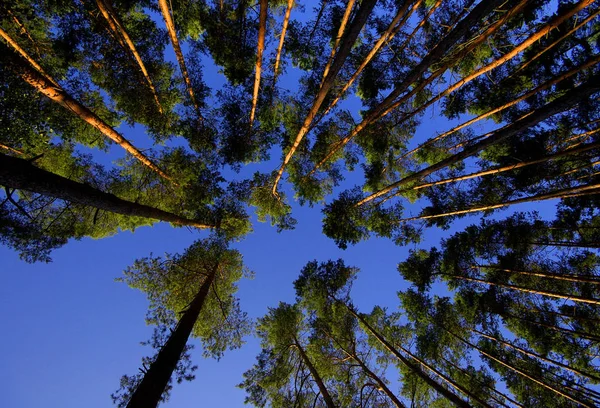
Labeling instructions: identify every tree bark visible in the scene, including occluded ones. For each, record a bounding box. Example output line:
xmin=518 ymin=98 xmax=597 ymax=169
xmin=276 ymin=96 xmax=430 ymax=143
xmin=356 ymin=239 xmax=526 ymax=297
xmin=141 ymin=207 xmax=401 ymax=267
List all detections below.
xmin=273 ymin=0 xmax=294 ymax=78
xmin=272 ymin=0 xmax=378 ymax=195
xmin=357 ymin=77 xmax=600 ymax=206
xmin=95 ymin=0 xmax=163 ymax=113
xmin=293 ymin=338 xmax=336 ymax=408
xmin=307 ymin=0 xmax=523 ymax=177
xmin=158 ymin=0 xmax=201 ymax=120
xmin=396 ymin=182 xmax=600 ymax=223
xmin=478 ymin=265 xmax=600 ymax=285
xmin=443 ymin=327 xmax=594 ymax=407
xmin=448 ymin=273 xmax=600 ymax=306
xmin=0 ymin=153 xmax=212 ymax=229
xmin=2 ymin=45 xmax=174 ymax=182
xmin=126 ymin=264 xmax=218 ymax=408
xmin=250 ymin=0 xmax=268 ymax=126
xmin=320 ymin=0 xmax=421 ymax=118
xmin=320 ymin=0 xmax=356 ymax=83
xmin=472 ymin=328 xmax=600 ymax=382
xmin=502 ymin=312 xmax=600 ymax=342
xmin=344 ymin=304 xmax=471 ymax=408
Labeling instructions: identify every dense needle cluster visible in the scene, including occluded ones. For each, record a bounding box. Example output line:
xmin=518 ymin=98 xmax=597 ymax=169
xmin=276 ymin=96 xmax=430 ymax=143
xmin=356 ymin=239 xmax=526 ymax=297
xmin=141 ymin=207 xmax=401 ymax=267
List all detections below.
xmin=1 ymin=0 xmax=599 ymax=406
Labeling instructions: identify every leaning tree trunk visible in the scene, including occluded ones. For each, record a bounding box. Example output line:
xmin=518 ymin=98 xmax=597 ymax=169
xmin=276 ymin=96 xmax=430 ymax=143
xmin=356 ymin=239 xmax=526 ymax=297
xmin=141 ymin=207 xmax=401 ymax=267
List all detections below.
xmin=2 ymin=44 xmax=174 ymax=182
xmin=293 ymin=337 xmax=336 ymax=408
xmin=249 ymin=0 xmax=268 ymax=126
xmin=0 ymin=153 xmax=212 ymax=229
xmin=273 ymin=0 xmax=294 ymax=79
xmin=126 ymin=265 xmax=218 ymax=408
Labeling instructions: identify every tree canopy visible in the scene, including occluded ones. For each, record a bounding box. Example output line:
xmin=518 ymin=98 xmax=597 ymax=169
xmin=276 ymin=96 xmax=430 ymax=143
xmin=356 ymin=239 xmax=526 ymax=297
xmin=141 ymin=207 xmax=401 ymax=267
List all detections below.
xmin=1 ymin=0 xmax=599 ymax=406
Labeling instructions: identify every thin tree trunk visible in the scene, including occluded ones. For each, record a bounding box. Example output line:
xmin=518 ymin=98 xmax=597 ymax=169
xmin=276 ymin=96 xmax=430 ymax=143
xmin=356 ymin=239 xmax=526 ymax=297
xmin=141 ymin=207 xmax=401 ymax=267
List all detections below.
xmin=442 ymin=356 xmax=522 ymax=408
xmin=389 ymin=0 xmax=594 ymax=135
xmin=126 ymin=264 xmax=218 ymax=408
xmin=544 ymin=309 xmax=600 ymax=324
xmin=307 ymin=0 xmax=523 ymax=177
xmin=320 ymin=0 xmax=356 ymax=84
xmin=307 ymin=0 xmax=328 ymax=44
xmin=0 ymin=27 xmax=59 ymax=87
xmin=477 ymin=265 xmax=600 ymax=285
xmin=356 ymin=76 xmax=600 ymax=206
xmin=344 ymin=304 xmax=471 ymax=408
xmin=320 ymin=0 xmax=421 ymax=118
xmin=273 ymin=0 xmax=294 ymax=78
xmin=0 ymin=143 xmax=24 ymax=155
xmin=95 ymin=0 xmax=163 ymax=113
xmin=502 ymin=312 xmax=600 ymax=342
xmin=472 ymin=328 xmax=600 ymax=382
xmin=5 ymin=8 xmax=43 ymax=56
xmin=511 ymin=8 xmax=600 ymax=78
xmin=0 ymin=153 xmax=211 ymax=229
xmin=410 ymin=138 xmax=600 ymax=191
xmin=271 ymin=0 xmax=378 ymax=195
xmin=293 ymin=337 xmax=336 ymax=408
xmin=250 ymin=0 xmax=268 ymax=126
xmin=443 ymin=327 xmax=594 ymax=408
xmin=3 ymin=46 xmax=174 ymax=182
xmin=158 ymin=0 xmax=202 ymax=120
xmin=396 ymin=182 xmax=600 ymax=223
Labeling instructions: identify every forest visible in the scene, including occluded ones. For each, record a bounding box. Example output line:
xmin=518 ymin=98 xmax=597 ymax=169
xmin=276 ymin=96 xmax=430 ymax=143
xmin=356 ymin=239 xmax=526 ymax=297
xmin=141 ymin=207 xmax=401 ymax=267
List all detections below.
xmin=1 ymin=0 xmax=599 ymax=406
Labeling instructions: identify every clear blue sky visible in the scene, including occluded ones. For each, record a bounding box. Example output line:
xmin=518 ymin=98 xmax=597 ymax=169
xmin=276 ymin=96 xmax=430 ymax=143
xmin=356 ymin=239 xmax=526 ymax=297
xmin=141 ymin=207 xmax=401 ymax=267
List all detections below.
xmin=0 ymin=1 xmax=568 ymax=406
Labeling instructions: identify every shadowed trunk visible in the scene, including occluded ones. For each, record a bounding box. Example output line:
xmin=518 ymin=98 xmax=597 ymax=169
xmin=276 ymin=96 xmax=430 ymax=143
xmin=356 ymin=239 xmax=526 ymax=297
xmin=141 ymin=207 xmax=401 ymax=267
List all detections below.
xmin=293 ymin=337 xmax=336 ymax=408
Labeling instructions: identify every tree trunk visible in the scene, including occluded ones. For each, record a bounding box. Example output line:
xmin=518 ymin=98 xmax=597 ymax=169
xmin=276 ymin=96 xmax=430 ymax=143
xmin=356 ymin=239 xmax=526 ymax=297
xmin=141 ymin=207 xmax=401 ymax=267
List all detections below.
xmin=0 ymin=27 xmax=59 ymax=87
xmin=273 ymin=0 xmax=294 ymax=78
xmin=2 ymin=45 xmax=174 ymax=182
xmin=271 ymin=0 xmax=378 ymax=195
xmin=250 ymin=0 xmax=268 ymax=126
xmin=477 ymin=265 xmax=600 ymax=285
xmin=443 ymin=327 xmax=594 ymax=407
xmin=356 ymin=74 xmax=600 ymax=207
xmin=502 ymin=312 xmax=600 ymax=342
xmin=95 ymin=0 xmax=163 ymax=113
xmin=158 ymin=0 xmax=201 ymax=120
xmin=0 ymin=153 xmax=212 ymax=229
xmin=472 ymin=328 xmax=600 ymax=382
xmin=320 ymin=0 xmax=356 ymax=84
xmin=126 ymin=264 xmax=218 ymax=408
xmin=448 ymin=273 xmax=600 ymax=305
xmin=344 ymin=304 xmax=471 ymax=408
xmin=307 ymin=0 xmax=523 ymax=177
xmin=293 ymin=338 xmax=336 ymax=408
xmin=411 ymin=137 xmax=600 ymax=191
xmin=320 ymin=0 xmax=420 ymax=117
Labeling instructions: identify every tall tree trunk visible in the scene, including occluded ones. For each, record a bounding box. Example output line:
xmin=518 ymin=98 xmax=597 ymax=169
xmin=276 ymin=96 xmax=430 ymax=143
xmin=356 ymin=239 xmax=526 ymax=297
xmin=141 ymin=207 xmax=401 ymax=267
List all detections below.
xmin=271 ymin=0 xmax=378 ymax=195
xmin=250 ymin=0 xmax=268 ymax=126
xmin=502 ymin=312 xmax=600 ymax=342
xmin=511 ymin=8 xmax=600 ymax=77
xmin=472 ymin=329 xmax=600 ymax=382
xmin=409 ymin=137 xmax=600 ymax=191
xmin=320 ymin=0 xmax=421 ymax=117
xmin=158 ymin=0 xmax=202 ymax=120
xmin=2 ymin=45 xmax=174 ymax=182
xmin=307 ymin=0 xmax=524 ymax=177
xmin=320 ymin=0 xmax=356 ymax=84
xmin=273 ymin=0 xmax=294 ymax=78
xmin=0 ymin=153 xmax=212 ymax=229
xmin=5 ymin=8 xmax=42 ymax=55
xmin=356 ymin=77 xmax=600 ymax=206
xmin=447 ymin=272 xmax=600 ymax=305
xmin=343 ymin=304 xmax=471 ymax=408
xmin=396 ymin=182 xmax=600 ymax=223
xmin=95 ymin=0 xmax=163 ymax=113
xmin=0 ymin=27 xmax=59 ymax=87
xmin=307 ymin=0 xmax=328 ymax=44
xmin=477 ymin=265 xmax=600 ymax=285
xmin=293 ymin=337 xmax=336 ymax=408
xmin=443 ymin=327 xmax=595 ymax=408
xmin=126 ymin=264 xmax=218 ymax=408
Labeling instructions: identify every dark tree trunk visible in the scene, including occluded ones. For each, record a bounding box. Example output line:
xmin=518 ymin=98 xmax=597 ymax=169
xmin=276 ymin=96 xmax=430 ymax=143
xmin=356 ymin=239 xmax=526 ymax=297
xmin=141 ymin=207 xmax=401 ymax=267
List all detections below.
xmin=126 ymin=265 xmax=218 ymax=408
xmin=0 ymin=153 xmax=212 ymax=229
xmin=293 ymin=338 xmax=336 ymax=408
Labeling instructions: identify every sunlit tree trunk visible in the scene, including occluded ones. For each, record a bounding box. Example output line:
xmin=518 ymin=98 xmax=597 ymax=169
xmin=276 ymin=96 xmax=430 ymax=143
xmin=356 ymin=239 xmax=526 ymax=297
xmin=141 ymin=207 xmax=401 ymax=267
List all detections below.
xmin=0 ymin=153 xmax=210 ymax=228
xmin=126 ymin=264 xmax=218 ymax=408
xmin=477 ymin=265 xmax=600 ymax=285
xmin=3 ymin=45 xmax=174 ymax=182
xmin=250 ymin=0 xmax=268 ymax=126
xmin=95 ymin=0 xmax=163 ymax=113
xmin=158 ymin=0 xmax=201 ymax=120
xmin=320 ymin=0 xmax=355 ymax=84
xmin=273 ymin=0 xmax=294 ymax=78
